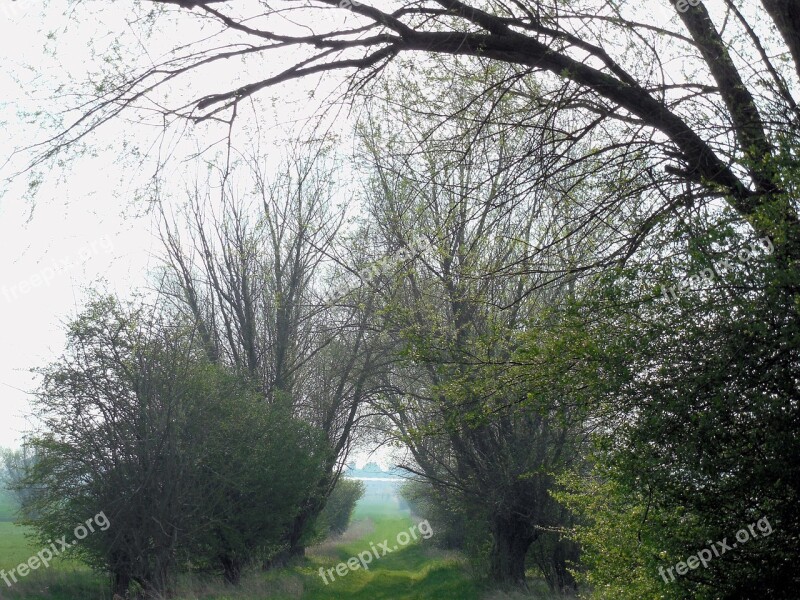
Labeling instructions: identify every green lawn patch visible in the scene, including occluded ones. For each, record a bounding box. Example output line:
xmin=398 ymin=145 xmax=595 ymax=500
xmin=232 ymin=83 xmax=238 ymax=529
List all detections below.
xmin=0 ymin=488 xmax=19 ymax=522
xmin=0 ymin=501 xmax=552 ymax=599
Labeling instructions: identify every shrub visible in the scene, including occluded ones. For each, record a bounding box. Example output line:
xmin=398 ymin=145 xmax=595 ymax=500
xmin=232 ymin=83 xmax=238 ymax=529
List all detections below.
xmin=16 ymin=296 xmax=327 ymax=596
xmin=317 ymin=477 xmax=365 ymax=535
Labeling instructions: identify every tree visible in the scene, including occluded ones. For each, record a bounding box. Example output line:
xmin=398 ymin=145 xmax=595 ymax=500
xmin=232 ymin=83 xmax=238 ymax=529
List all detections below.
xmin=159 ymin=149 xmax=386 ymax=562
xmin=20 ymin=295 xmax=195 ymax=597
xmin=14 ymin=2 xmax=800 ymax=593
xmin=18 ymin=293 xmax=327 ymax=596
xmin=25 ymin=0 xmax=800 ymax=277
xmin=350 ymin=88 xmax=597 ymax=588
xmin=0 ymin=447 xmax=39 ymax=515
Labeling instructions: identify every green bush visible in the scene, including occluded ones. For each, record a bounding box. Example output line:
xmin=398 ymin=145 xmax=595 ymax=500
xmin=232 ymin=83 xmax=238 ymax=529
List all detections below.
xmin=317 ymin=477 xmax=365 ymax=535
xmin=16 ymin=296 xmax=328 ymax=596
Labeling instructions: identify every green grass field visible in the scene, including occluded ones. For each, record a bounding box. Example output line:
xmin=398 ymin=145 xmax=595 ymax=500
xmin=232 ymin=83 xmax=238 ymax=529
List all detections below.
xmin=0 ymin=488 xmax=110 ymax=600
xmin=0 ymin=490 xmax=556 ymax=600
xmin=0 ymin=488 xmax=18 ymax=522
xmin=158 ymin=502 xmax=484 ymax=600
xmin=0 ymin=488 xmax=33 ymax=573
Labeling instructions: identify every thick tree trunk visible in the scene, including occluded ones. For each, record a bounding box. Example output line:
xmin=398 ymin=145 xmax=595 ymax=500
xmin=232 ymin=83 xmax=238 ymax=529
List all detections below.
xmin=549 ymin=538 xmax=580 ymax=594
xmin=266 ymin=539 xmax=306 ymax=569
xmin=265 ymin=469 xmax=336 ymax=570
xmin=488 ymin=516 xmax=536 ymax=585
xmin=220 ymin=556 xmax=243 ymax=586
xmin=263 ymin=509 xmax=313 ymax=569
xmin=112 ymin=571 xmax=130 ymax=598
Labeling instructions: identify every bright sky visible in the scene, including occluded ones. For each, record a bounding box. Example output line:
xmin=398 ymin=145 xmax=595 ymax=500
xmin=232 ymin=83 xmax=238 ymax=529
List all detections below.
xmin=0 ymin=177 xmax=158 ymax=448
xmin=0 ymin=0 xmax=747 ymax=463
xmin=0 ymin=0 xmax=385 ymax=463
xmin=0 ymin=2 xmax=158 ymax=445
xmin=0 ymin=5 xmax=138 ymax=447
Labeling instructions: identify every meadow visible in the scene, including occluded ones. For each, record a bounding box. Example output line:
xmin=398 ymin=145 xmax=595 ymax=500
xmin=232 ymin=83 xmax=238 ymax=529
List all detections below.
xmin=0 ymin=489 xmax=556 ymax=600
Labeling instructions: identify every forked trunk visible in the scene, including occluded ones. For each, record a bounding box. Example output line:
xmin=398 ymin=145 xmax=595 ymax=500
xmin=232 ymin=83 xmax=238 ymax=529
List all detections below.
xmin=488 ymin=516 xmax=536 ymax=585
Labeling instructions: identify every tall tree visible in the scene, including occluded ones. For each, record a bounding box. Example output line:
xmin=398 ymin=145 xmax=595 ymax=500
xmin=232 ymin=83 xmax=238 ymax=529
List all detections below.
xmin=353 ymin=88 xmax=602 ymax=587
xmin=159 ymin=149 xmax=384 ymax=561
xmin=27 ymin=0 xmax=800 ymax=277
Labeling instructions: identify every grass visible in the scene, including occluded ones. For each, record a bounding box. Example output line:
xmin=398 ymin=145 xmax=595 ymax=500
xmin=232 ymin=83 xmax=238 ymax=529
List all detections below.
xmin=0 ymin=522 xmax=34 ymax=570
xmin=0 ymin=488 xmax=108 ymax=600
xmin=295 ymin=504 xmax=481 ymax=600
xmin=0 ymin=495 xmax=561 ymax=600
xmin=0 ymin=489 xmax=36 ymax=574
xmin=0 ymin=520 xmax=109 ymax=600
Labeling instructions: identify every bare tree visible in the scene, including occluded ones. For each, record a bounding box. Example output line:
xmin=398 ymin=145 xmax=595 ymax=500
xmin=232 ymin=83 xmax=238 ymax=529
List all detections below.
xmin=158 ymin=148 xmax=386 ymax=560
xmin=26 ymin=0 xmax=800 ymax=272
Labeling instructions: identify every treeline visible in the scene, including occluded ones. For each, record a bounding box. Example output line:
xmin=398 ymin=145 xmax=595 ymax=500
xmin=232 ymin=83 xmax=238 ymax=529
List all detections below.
xmin=11 ymin=1 xmax=800 ymax=596
xmin=15 ymin=83 xmax=798 ymax=598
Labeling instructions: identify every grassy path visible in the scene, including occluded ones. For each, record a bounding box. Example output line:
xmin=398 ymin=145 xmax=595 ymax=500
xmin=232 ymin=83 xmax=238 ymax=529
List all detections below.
xmin=282 ymin=507 xmax=481 ymax=600
xmin=0 ymin=503 xmax=483 ymax=599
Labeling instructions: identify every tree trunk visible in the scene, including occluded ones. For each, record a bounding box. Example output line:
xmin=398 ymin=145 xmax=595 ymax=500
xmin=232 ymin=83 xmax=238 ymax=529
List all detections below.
xmin=112 ymin=571 xmax=130 ymax=598
xmin=220 ymin=556 xmax=243 ymax=586
xmin=265 ymin=474 xmax=332 ymax=570
xmin=549 ymin=538 xmax=580 ymax=594
xmin=761 ymin=0 xmax=800 ymax=80
xmin=263 ymin=510 xmax=311 ymax=570
xmin=488 ymin=516 xmax=536 ymax=585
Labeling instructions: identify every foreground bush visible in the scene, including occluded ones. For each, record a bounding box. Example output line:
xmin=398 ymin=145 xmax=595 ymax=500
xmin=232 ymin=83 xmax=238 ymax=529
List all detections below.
xmin=16 ymin=295 xmax=327 ymax=597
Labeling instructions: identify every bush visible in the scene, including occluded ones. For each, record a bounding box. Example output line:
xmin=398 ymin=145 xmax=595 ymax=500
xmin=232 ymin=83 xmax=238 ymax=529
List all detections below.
xmin=16 ymin=296 xmax=327 ymax=596
xmin=183 ymin=391 xmax=327 ymax=585
xmin=317 ymin=477 xmax=365 ymax=535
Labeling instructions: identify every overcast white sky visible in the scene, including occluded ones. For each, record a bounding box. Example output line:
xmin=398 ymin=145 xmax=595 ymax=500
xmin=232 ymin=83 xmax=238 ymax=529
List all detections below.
xmin=0 ymin=6 xmax=135 ymax=448
xmin=0 ymin=181 xmax=158 ymax=448
xmin=0 ymin=0 xmax=396 ymax=471
xmin=0 ymin=0 xmax=737 ymax=466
